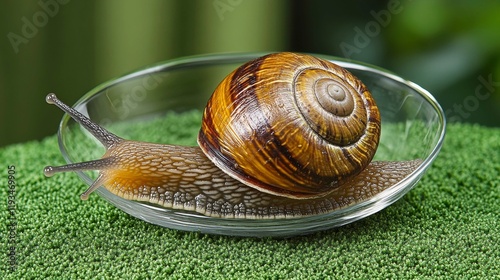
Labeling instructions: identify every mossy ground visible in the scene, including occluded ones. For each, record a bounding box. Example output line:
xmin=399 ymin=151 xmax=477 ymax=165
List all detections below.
xmin=0 ymin=120 xmax=498 ymax=279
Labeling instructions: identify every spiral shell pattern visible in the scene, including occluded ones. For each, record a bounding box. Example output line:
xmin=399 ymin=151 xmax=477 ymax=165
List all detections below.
xmin=198 ymin=52 xmax=380 ymax=198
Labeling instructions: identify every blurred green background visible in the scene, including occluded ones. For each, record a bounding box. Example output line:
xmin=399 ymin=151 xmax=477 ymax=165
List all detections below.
xmin=1 ymin=0 xmax=499 ymax=147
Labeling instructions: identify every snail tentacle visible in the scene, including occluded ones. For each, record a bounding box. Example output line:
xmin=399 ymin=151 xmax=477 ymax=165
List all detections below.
xmin=46 ymin=93 xmax=122 ymax=148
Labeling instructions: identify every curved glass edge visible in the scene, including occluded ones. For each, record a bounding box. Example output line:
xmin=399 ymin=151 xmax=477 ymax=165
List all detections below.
xmin=56 ymin=52 xmax=446 ymax=237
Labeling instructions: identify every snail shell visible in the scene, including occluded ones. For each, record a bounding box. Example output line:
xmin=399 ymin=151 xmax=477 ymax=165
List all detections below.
xmin=199 ymin=52 xmax=380 ymax=198
xmin=43 ymin=52 xmax=421 ymax=219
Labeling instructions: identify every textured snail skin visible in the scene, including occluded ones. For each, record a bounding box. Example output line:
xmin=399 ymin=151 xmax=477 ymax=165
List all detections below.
xmin=81 ymin=140 xmax=421 ymax=218
xmin=43 ymin=52 xmax=422 ymax=219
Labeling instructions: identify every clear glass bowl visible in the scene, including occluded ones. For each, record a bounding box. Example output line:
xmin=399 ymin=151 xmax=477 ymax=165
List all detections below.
xmin=56 ymin=53 xmax=446 ymax=237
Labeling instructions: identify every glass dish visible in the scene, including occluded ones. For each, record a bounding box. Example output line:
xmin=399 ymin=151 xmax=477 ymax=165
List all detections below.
xmin=56 ymin=53 xmax=446 ymax=237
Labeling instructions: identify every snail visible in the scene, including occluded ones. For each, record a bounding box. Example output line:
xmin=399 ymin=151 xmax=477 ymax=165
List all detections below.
xmin=44 ymin=52 xmax=421 ymax=219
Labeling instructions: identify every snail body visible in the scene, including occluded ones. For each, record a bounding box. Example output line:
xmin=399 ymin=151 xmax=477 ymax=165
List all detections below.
xmin=44 ymin=52 xmax=421 ymax=219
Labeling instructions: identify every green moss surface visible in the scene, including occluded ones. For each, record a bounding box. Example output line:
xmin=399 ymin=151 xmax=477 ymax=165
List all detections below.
xmin=1 ymin=123 xmax=499 ymax=279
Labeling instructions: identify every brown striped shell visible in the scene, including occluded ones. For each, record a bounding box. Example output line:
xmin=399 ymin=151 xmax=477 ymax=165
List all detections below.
xmin=198 ymin=52 xmax=381 ymax=199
